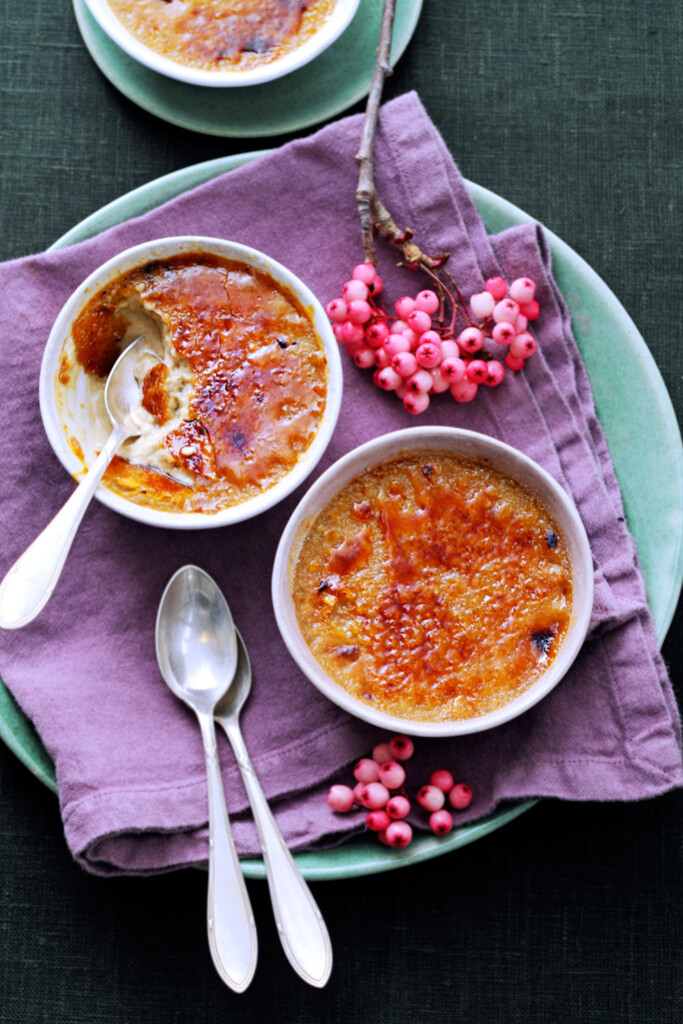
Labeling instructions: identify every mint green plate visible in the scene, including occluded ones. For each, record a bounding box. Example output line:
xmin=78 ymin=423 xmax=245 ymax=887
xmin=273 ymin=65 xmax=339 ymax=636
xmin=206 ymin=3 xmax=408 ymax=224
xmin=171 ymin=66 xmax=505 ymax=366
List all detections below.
xmin=72 ymin=0 xmax=423 ymax=137
xmin=1 ymin=154 xmax=681 ymax=880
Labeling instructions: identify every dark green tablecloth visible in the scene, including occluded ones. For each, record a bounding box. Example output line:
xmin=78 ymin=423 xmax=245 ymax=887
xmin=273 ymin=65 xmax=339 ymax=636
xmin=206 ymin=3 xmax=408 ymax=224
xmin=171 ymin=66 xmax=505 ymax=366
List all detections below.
xmin=0 ymin=2 xmax=681 ymax=1020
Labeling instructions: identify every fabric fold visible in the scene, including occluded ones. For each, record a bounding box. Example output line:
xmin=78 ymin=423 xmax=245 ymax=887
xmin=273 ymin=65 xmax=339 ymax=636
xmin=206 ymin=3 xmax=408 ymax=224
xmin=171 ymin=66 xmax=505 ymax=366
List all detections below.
xmin=0 ymin=91 xmax=679 ymax=876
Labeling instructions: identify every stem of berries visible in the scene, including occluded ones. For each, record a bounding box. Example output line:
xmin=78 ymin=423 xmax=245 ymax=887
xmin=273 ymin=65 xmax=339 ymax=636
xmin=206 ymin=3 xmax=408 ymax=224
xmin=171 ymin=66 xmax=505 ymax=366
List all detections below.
xmin=327 ymin=269 xmax=540 ymax=414
xmin=340 ymin=0 xmax=542 ymax=413
xmin=325 ymin=735 xmax=474 ymax=849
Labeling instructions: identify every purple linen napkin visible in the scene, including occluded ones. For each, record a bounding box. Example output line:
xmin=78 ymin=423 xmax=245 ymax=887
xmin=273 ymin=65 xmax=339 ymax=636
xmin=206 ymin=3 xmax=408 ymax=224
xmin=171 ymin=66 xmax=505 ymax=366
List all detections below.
xmin=0 ymin=93 xmax=680 ymax=876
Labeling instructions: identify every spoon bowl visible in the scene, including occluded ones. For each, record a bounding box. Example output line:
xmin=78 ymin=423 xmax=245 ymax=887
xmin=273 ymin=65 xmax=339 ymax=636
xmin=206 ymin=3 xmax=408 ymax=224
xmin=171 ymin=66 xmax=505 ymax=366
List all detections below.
xmin=0 ymin=335 xmax=147 ymax=630
xmin=155 ymin=565 xmax=238 ymax=713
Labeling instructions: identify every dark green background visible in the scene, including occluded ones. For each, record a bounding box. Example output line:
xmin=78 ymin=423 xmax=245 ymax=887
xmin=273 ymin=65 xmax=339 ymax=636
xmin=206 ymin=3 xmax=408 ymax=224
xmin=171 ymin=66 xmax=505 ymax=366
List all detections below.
xmin=1 ymin=2 xmax=681 ymax=1021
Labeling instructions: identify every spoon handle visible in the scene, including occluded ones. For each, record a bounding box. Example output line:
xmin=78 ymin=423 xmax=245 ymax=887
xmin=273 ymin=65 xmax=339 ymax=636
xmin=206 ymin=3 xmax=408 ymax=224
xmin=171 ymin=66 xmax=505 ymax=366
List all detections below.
xmin=220 ymin=719 xmax=333 ymax=988
xmin=0 ymin=424 xmax=128 ymax=630
xmin=198 ymin=712 xmax=257 ymax=993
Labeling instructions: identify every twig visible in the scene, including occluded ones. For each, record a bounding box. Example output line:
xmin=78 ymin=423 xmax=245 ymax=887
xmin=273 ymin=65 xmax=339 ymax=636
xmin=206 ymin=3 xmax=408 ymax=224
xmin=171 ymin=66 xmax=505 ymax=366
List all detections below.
xmin=354 ymin=0 xmax=447 ymax=270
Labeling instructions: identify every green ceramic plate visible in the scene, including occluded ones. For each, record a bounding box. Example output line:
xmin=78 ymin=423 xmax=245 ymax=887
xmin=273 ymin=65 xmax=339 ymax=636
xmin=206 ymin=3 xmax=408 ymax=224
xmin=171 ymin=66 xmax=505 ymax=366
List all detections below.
xmin=1 ymin=154 xmax=681 ymax=880
xmin=72 ymin=0 xmax=424 ymax=137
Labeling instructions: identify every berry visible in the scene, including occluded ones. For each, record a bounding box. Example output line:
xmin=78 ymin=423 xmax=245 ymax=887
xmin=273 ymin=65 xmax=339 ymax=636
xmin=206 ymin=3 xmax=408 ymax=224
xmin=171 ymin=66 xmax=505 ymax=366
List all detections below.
xmin=375 ymin=366 xmax=403 ymax=391
xmin=483 ymin=360 xmax=505 ymax=387
xmin=469 ymin=290 xmax=496 ymax=317
xmin=509 ymin=277 xmax=536 ymax=304
xmin=341 ymin=320 xmax=365 ymax=345
xmin=353 ymin=758 xmax=381 ymax=784
xmin=326 ymin=298 xmax=347 ymax=323
xmin=417 ymin=785 xmax=445 ymax=812
xmin=395 ymin=295 xmax=416 ymax=319
xmin=440 ymin=356 xmax=467 ymax=383
xmin=407 ymin=369 xmax=433 ymax=393
xmin=519 ymin=299 xmax=540 ymax=321
xmin=509 ymin=332 xmax=537 ymax=359
xmin=342 ymin=279 xmax=369 ymax=302
xmin=352 ymin=346 xmax=376 ymax=369
xmin=492 ymin=321 xmax=516 ymax=345
xmin=450 ymin=378 xmax=478 ymax=402
xmin=404 ymin=390 xmax=430 ymax=415
xmin=347 ymin=299 xmax=373 ymax=324
xmin=406 ymin=309 xmax=432 ymax=335
xmin=493 ymin=298 xmax=519 ymax=325
xmin=360 ymin=782 xmax=390 ymax=809
xmin=384 ymin=332 xmax=411 ymax=357
xmin=352 ymin=262 xmax=378 ymax=286
xmin=366 ymin=809 xmax=391 ymax=832
xmin=374 ymin=347 xmax=392 ymax=369
xmin=465 ymin=359 xmax=489 ymax=384
xmin=430 ymin=769 xmax=455 ymax=793
xmin=415 ymin=341 xmax=442 ymax=369
xmin=379 ymin=760 xmax=407 ymax=789
xmin=401 ymin=328 xmax=420 ymax=350
xmin=389 ymin=735 xmax=415 ymax=760
xmin=514 ymin=313 xmax=528 ymax=334
xmin=414 ymin=289 xmax=440 ymax=314
xmin=353 ymin=781 xmax=366 ymax=804
xmin=457 ymin=326 xmax=485 ymax=354
xmin=386 ymin=795 xmax=411 ymax=819
xmin=485 ymin=276 xmax=508 ymax=301
xmin=326 ymin=784 xmax=355 ymax=812
xmin=391 ymin=351 xmax=419 ymax=378
xmin=365 ymin=320 xmax=390 ymax=347
xmin=429 ymin=366 xmax=451 ymax=393
xmin=369 ymin=275 xmax=384 ymax=296
xmin=439 ymin=339 xmax=460 ymax=360
xmin=449 ymin=783 xmax=473 ymax=810
xmin=429 ymin=810 xmax=454 ymax=835
xmin=372 ymin=742 xmax=393 ymax=764
xmin=384 ymin=821 xmax=413 ymax=848
xmin=505 ymin=352 xmax=526 ymax=371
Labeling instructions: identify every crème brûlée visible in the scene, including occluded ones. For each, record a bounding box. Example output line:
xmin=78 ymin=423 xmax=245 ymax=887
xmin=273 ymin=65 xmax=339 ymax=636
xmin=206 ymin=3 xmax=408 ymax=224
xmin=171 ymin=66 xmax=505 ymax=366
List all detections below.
xmin=106 ymin=0 xmax=340 ymax=73
xmin=292 ymin=453 xmax=574 ymax=723
xmin=57 ymin=252 xmax=328 ymax=513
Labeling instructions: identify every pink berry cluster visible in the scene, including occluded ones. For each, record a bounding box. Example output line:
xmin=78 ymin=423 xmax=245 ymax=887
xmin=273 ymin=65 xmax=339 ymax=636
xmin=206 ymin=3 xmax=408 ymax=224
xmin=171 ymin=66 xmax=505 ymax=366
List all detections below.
xmin=326 ymin=265 xmax=540 ymax=414
xmin=326 ymin=734 xmax=473 ymax=849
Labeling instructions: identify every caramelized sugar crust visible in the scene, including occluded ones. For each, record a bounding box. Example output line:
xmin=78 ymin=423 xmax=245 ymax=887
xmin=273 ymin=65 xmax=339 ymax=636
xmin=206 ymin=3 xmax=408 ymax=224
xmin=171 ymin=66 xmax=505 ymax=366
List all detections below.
xmin=70 ymin=253 xmax=327 ymax=513
xmin=293 ymin=453 xmax=574 ymax=722
xmin=107 ymin=0 xmax=339 ymax=72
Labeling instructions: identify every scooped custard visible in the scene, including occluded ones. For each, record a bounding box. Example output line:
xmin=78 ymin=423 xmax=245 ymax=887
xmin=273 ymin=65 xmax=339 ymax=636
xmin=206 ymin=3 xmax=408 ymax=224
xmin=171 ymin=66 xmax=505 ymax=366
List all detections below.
xmin=57 ymin=252 xmax=328 ymax=513
xmin=292 ymin=452 xmax=574 ymax=723
xmin=106 ymin=0 xmax=340 ymax=73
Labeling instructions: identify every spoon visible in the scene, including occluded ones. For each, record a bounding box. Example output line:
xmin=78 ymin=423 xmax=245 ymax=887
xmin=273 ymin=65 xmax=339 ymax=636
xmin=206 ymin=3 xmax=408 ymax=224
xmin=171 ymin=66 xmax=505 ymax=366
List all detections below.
xmin=214 ymin=620 xmax=333 ymax=988
xmin=155 ymin=565 xmax=257 ymax=994
xmin=0 ymin=335 xmax=148 ymax=630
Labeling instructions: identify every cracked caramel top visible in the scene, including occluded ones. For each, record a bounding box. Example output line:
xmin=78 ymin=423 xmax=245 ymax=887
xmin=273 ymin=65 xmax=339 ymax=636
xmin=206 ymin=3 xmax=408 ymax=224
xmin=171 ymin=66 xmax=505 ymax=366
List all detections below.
xmin=106 ymin=0 xmax=339 ymax=73
xmin=293 ymin=452 xmax=574 ymax=723
xmin=68 ymin=252 xmax=328 ymax=513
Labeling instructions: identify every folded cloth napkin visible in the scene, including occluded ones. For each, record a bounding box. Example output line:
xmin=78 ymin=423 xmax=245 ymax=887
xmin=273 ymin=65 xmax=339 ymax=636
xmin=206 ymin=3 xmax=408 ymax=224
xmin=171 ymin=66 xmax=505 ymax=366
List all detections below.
xmin=0 ymin=93 xmax=680 ymax=876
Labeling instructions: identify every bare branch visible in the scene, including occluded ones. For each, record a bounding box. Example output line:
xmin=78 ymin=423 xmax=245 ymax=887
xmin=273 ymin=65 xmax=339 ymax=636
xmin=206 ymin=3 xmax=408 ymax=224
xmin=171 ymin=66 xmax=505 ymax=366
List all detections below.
xmin=354 ymin=0 xmax=447 ymax=269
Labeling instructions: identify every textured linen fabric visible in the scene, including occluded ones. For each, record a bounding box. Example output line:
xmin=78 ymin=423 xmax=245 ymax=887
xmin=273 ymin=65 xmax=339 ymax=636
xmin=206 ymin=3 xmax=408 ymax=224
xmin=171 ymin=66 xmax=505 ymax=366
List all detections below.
xmin=0 ymin=92 xmax=679 ymax=876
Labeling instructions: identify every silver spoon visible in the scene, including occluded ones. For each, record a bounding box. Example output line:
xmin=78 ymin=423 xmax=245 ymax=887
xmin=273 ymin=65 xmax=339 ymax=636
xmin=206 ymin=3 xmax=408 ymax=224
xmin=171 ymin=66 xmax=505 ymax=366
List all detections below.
xmin=0 ymin=335 xmax=148 ymax=630
xmin=155 ymin=565 xmax=257 ymax=994
xmin=214 ymin=622 xmax=333 ymax=988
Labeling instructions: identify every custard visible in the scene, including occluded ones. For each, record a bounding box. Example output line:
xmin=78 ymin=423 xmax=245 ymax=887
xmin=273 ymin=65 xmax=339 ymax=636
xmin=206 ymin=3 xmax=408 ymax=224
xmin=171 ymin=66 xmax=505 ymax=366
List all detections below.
xmin=58 ymin=253 xmax=328 ymax=513
xmin=292 ymin=452 xmax=573 ymax=723
xmin=106 ymin=0 xmax=340 ymax=73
